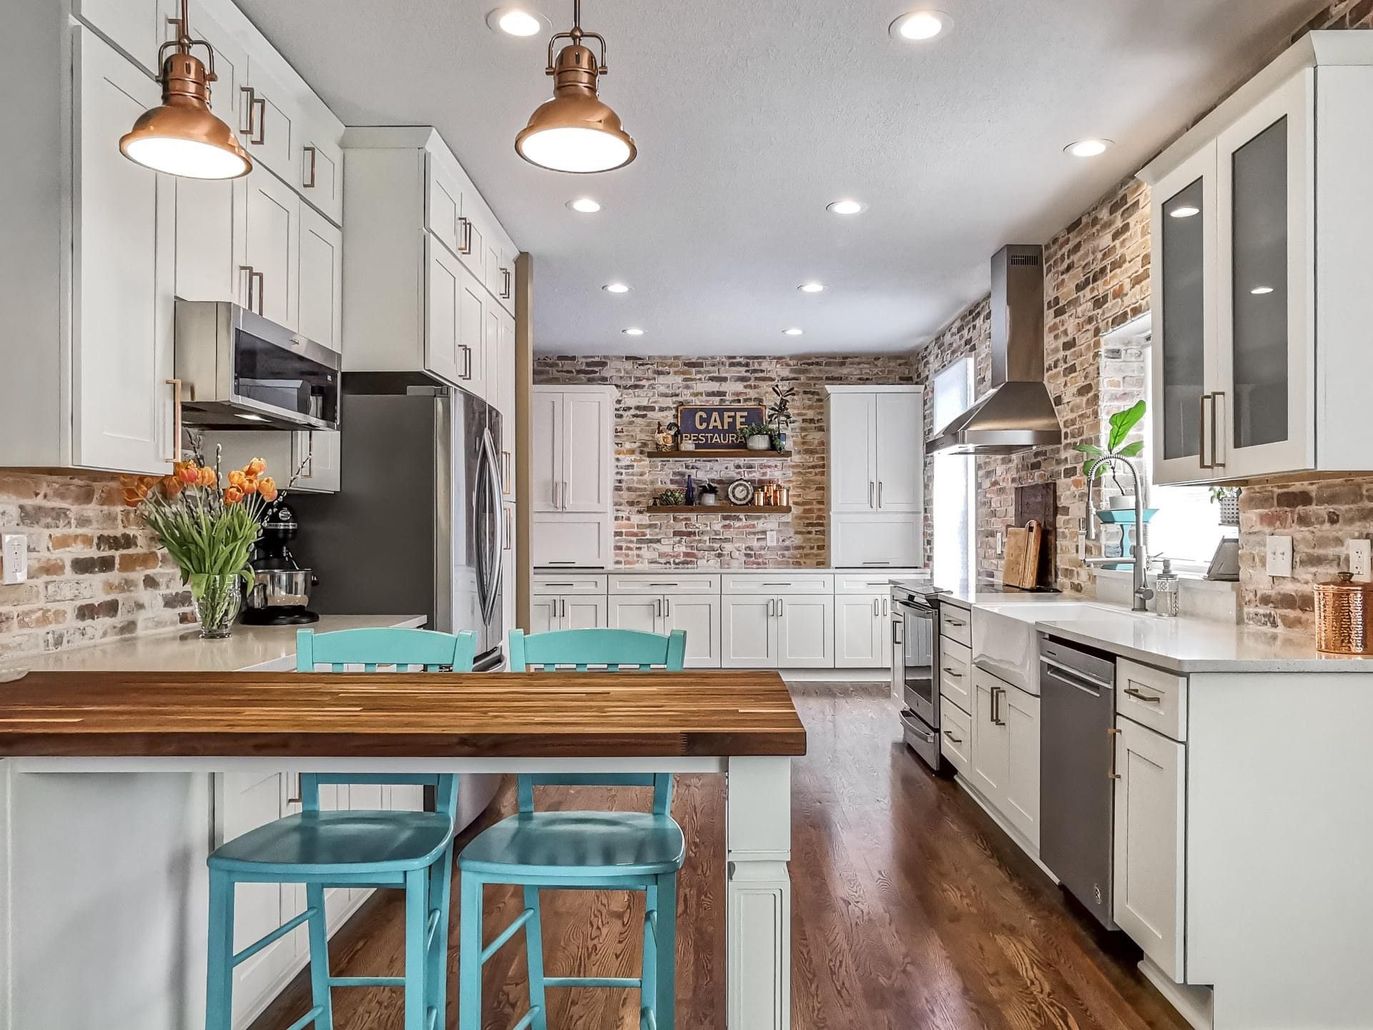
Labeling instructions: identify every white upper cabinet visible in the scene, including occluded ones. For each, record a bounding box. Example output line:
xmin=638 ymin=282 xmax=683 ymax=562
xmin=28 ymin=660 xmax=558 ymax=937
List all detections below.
xmin=297 ymin=204 xmax=343 ymax=354
xmin=531 ymin=386 xmax=615 ymax=568
xmin=827 ymin=391 xmax=877 ymax=511
xmin=72 ymin=27 xmax=176 ymax=474
xmin=1141 ymin=34 xmax=1373 ymax=484
xmin=238 ymin=60 xmax=295 ymax=183
xmin=874 ymin=392 xmax=923 ymax=510
xmin=72 ymin=0 xmax=166 ymax=74
xmin=242 ymin=167 xmax=299 ymax=330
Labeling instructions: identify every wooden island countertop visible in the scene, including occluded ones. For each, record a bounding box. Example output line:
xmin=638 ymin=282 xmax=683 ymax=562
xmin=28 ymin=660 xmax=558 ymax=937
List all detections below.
xmin=0 ymin=669 xmax=807 ymax=758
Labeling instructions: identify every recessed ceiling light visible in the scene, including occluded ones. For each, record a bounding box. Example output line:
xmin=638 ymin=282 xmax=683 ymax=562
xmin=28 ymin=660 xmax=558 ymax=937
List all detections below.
xmin=1065 ymin=138 xmax=1113 ymax=158
xmin=782 ymin=328 xmax=804 ymax=336
xmin=567 ymin=197 xmax=602 ymax=213
xmin=798 ymin=282 xmax=825 ymax=293
xmin=603 ymin=282 xmax=630 ymax=294
xmin=622 ymin=327 xmax=644 ymax=336
xmin=1251 ymin=286 xmax=1275 ymax=296
xmin=1169 ymin=205 xmax=1200 ymax=219
xmin=889 ymin=10 xmax=950 ymax=41
xmin=486 ymin=6 xmax=547 ymax=37
xmin=827 ymin=199 xmax=866 ymax=215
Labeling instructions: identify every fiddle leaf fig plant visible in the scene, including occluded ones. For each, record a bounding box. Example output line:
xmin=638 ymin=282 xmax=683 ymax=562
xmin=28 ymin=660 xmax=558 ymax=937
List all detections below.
xmin=1075 ymin=400 xmax=1146 ymax=478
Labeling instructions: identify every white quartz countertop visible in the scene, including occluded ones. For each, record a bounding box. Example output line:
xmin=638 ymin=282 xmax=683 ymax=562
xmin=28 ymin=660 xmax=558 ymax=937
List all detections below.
xmin=939 ymin=588 xmax=1371 ymax=673
xmin=537 ymin=566 xmax=927 ymax=575
xmin=0 ymin=614 xmax=427 ymax=674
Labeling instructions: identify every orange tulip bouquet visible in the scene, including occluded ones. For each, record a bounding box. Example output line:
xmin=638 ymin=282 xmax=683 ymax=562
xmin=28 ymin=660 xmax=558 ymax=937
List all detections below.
xmin=122 ymin=454 xmax=280 ymax=638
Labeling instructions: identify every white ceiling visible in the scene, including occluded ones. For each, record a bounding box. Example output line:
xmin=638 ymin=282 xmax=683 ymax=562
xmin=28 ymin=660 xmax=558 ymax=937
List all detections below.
xmin=234 ymin=0 xmax=1319 ymax=356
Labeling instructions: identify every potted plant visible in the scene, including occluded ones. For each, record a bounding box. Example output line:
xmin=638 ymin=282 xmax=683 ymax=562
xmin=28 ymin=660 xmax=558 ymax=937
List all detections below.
xmin=1075 ymin=400 xmax=1146 ymax=506
xmin=121 ymin=452 xmax=280 ymax=639
xmin=767 ymin=383 xmax=796 ymax=450
xmin=654 ymin=488 xmax=686 ymax=507
xmin=699 ymin=480 xmax=719 ymax=506
xmin=1210 ymin=486 xmax=1241 ymax=527
xmin=737 ymin=421 xmax=774 ymax=451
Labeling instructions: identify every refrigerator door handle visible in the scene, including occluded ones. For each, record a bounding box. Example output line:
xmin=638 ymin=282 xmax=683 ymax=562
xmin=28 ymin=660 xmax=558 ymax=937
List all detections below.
xmin=479 ymin=427 xmax=504 ymax=628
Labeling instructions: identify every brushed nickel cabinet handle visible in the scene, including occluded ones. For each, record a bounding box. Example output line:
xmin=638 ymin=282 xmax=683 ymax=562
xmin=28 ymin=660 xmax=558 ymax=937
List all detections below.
xmin=243 ymin=94 xmax=266 ymax=145
xmin=501 ymin=267 xmax=512 ymax=299
xmin=878 ymin=481 xmax=884 ymax=508
xmin=767 ymin=598 xmax=775 ymax=617
xmin=302 ymin=431 xmax=314 ymax=478
xmin=664 ymin=597 xmax=670 ymax=618
xmin=458 ymin=217 xmax=473 ymax=255
xmin=1198 ymin=393 xmax=1214 ymax=470
xmin=302 ymin=145 xmax=317 ymax=188
xmin=868 ymin=481 xmax=875 ymax=509
xmin=943 ymin=730 xmax=963 ymax=745
xmin=252 ymin=270 xmax=264 ymax=315
xmin=164 ymin=378 xmax=183 ymax=462
xmin=1107 ymin=726 xmax=1122 ymax=780
xmin=777 ymin=597 xmax=785 ymax=617
xmin=941 ymin=667 xmax=963 ymax=678
xmin=945 ymin=616 xmax=966 ymax=627
xmin=1211 ymin=390 xmax=1226 ymax=468
xmin=239 ymin=86 xmax=256 ymax=135
xmin=1123 ymin=686 xmax=1162 ymax=704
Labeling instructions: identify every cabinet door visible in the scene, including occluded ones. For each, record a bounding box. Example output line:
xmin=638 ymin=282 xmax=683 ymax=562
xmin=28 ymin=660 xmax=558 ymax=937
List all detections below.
xmin=561 ymin=391 xmax=612 ymax=512
xmin=240 ymin=62 xmax=296 ymax=182
xmin=74 ymin=0 xmax=164 ymax=74
xmin=609 ymin=595 xmax=661 ymax=634
xmin=170 ymin=4 xmax=248 ymax=305
xmin=666 ymin=594 xmax=721 ymax=669
xmin=563 ymin=594 xmax=607 ymax=630
xmin=423 ymin=234 xmax=463 ymax=385
xmin=1113 ymin=718 xmax=1187 ymax=981
xmin=532 ymin=389 xmax=563 ymax=512
xmin=243 ymin=168 xmax=299 ymax=330
xmin=721 ymin=595 xmax=776 ymax=669
xmin=835 ymin=595 xmax=885 ymax=668
xmin=776 ymin=595 xmax=834 ymax=668
xmin=425 ymin=151 xmax=466 ymax=259
xmin=1004 ymin=687 xmax=1041 ymax=849
xmin=292 ymin=430 xmax=340 ymax=493
xmin=828 ymin=392 xmax=877 ymax=511
xmin=874 ymin=392 xmax=922 ymax=511
xmin=480 ymin=303 xmax=502 ymax=404
xmin=532 ymin=514 xmax=610 ymax=568
xmin=297 ymin=124 xmax=343 ymax=226
xmin=502 ymin=501 xmax=517 ymax=634
xmin=829 ymin=513 xmax=922 ymax=569
xmin=72 ymin=29 xmax=176 ymax=475
xmin=1215 ymin=70 xmax=1314 ymax=479
xmin=1151 ymin=143 xmax=1219 ymax=485
xmin=457 ymin=265 xmax=486 ymax=391
xmin=530 ymin=596 xmax=560 ymax=634
xmin=499 ymin=313 xmax=517 ymax=426
xmin=298 ymin=204 xmax=342 ymax=353
xmin=969 ymin=670 xmax=1009 ymax=805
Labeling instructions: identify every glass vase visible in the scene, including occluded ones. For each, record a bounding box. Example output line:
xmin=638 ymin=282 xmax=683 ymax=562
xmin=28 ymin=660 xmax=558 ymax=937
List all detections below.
xmin=193 ymin=574 xmax=242 ymax=639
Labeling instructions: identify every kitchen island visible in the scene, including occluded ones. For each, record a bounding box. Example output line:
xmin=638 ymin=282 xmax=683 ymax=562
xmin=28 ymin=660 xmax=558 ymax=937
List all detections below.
xmin=0 ymin=668 xmax=805 ymax=1030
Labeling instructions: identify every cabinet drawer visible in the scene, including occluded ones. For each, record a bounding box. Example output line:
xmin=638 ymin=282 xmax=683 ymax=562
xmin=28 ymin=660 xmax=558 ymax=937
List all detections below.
xmin=533 ymin=514 xmax=610 ymax=569
xmin=532 ymin=574 xmax=607 ymax=595
xmin=939 ymin=638 xmax=973 ymax=711
xmin=609 ymin=574 xmax=721 ymax=595
xmin=940 ymin=697 xmax=972 ymax=774
xmin=939 ymin=605 xmax=971 ymax=648
xmin=1117 ymin=658 xmax=1187 ymax=741
xmin=835 ymin=573 xmax=903 ymax=595
xmin=722 ymin=573 xmax=834 ymax=595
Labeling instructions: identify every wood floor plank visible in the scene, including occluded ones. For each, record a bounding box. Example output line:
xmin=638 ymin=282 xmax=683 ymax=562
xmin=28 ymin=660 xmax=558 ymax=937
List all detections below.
xmin=252 ymin=682 xmax=1188 ymax=1030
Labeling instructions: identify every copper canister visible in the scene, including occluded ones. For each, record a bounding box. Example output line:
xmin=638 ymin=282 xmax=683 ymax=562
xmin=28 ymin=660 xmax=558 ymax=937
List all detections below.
xmin=1315 ymin=572 xmax=1373 ymax=654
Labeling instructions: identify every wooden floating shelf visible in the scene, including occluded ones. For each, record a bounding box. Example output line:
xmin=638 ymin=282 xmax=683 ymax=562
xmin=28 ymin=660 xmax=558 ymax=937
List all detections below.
xmin=647 ymin=504 xmax=792 ymax=515
xmin=648 ymin=449 xmax=793 ymax=459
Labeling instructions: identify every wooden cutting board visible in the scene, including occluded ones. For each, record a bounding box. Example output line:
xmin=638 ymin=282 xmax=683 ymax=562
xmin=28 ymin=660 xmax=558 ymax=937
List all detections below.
xmin=1002 ymin=520 xmax=1045 ymax=590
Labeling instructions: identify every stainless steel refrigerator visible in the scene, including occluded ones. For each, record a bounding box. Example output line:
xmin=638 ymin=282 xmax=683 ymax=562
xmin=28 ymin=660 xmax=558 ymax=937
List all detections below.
xmin=291 ymin=386 xmax=505 ymax=668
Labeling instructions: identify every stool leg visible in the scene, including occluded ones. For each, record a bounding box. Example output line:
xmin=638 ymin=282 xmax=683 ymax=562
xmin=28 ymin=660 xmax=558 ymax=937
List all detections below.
xmin=404 ymin=867 xmax=429 ymax=1030
xmin=641 ymin=883 xmax=658 ymax=1029
xmin=205 ymin=870 xmax=235 ymax=1030
xmin=458 ymin=872 xmax=483 ymax=1030
xmin=305 ymin=883 xmax=334 ymax=1029
xmin=426 ymin=847 xmax=455 ymax=1028
xmin=654 ymin=872 xmax=678 ymax=1030
xmin=522 ymin=885 xmax=549 ymax=1030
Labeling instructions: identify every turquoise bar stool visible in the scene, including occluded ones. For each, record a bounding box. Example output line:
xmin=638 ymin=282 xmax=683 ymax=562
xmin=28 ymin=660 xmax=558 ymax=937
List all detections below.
xmin=205 ymin=627 xmax=477 ymax=1030
xmin=458 ymin=628 xmax=688 ymax=1030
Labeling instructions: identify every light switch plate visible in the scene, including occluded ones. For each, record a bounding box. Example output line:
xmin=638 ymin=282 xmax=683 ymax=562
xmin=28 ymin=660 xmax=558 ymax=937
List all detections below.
xmin=1347 ymin=539 xmax=1371 ymax=582
xmin=1 ymin=534 xmax=26 ymax=585
xmin=1266 ymin=535 xmax=1293 ymax=578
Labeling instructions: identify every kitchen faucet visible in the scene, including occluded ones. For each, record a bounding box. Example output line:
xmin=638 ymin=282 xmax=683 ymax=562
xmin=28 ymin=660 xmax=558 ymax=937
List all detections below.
xmin=1083 ymin=455 xmax=1154 ymax=612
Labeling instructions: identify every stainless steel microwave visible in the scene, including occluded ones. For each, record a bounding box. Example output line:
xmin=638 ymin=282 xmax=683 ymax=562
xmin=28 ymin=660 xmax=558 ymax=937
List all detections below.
xmin=174 ymin=300 xmax=341 ymax=431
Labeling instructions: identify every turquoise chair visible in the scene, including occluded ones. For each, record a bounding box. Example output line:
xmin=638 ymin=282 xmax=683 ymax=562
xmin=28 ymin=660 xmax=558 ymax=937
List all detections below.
xmin=205 ymin=627 xmax=477 ymax=1030
xmin=458 ymin=628 xmax=687 ymax=1030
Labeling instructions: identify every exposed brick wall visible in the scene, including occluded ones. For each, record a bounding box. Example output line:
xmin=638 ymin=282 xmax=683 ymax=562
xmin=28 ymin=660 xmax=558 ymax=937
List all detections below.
xmin=0 ymin=472 xmax=193 ymax=661
xmin=534 ymin=354 xmax=915 ymax=567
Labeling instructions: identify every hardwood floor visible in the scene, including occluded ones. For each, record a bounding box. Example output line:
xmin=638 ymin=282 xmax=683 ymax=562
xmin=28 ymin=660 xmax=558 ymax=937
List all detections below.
xmin=253 ymin=682 xmax=1187 ymax=1030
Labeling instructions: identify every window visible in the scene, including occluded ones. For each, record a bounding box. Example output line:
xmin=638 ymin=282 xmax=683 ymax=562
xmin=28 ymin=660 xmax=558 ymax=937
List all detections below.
xmin=931 ymin=357 xmax=976 ymax=587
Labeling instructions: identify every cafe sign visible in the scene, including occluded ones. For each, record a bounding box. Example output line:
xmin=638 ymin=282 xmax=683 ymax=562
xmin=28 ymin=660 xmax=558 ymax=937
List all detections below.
xmin=677 ymin=405 xmax=765 ymax=450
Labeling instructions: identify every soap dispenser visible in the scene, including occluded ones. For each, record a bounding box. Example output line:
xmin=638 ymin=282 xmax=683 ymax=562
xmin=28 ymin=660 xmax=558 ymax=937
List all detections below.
xmin=1153 ymin=557 xmax=1180 ymax=618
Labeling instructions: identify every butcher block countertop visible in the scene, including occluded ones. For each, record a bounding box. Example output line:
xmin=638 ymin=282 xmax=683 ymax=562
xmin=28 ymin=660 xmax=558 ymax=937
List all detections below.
xmin=0 ymin=670 xmax=807 ymax=759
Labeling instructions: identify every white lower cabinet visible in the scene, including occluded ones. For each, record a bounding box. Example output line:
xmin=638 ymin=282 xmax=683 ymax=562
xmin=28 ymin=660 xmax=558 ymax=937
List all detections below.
xmin=721 ymin=593 xmax=833 ymax=669
xmin=970 ymin=669 xmax=1009 ymax=801
xmin=721 ymin=595 xmax=776 ymax=668
xmin=1113 ymin=715 xmax=1187 ymax=981
xmin=939 ymin=696 xmax=972 ymax=774
xmin=967 ymin=668 xmax=1040 ymax=849
xmin=608 ymin=592 xmax=721 ymax=668
xmin=775 ymin=595 xmax=834 ymax=667
xmin=834 ymin=593 xmax=890 ymax=668
xmin=531 ymin=593 xmax=607 ymax=633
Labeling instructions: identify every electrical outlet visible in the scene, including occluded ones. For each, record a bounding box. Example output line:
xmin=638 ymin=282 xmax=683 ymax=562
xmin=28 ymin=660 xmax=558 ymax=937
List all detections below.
xmin=1347 ymin=539 xmax=1372 ymax=582
xmin=765 ymin=529 xmax=778 ymax=547
xmin=1265 ymin=535 xmax=1293 ymax=578
xmin=996 ymin=531 xmax=1005 ymax=556
xmin=1 ymin=534 xmax=26 ymax=585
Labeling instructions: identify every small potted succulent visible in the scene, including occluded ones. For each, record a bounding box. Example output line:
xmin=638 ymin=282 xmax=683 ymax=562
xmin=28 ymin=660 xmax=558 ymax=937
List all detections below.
xmin=738 ymin=421 xmax=775 ymax=451
xmin=699 ymin=480 xmax=719 ymax=506
xmin=655 ymin=488 xmax=686 ymax=507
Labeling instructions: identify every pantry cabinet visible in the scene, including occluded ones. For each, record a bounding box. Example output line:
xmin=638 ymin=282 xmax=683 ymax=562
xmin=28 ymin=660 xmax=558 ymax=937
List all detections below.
xmin=1141 ymin=34 xmax=1373 ymax=484
xmin=531 ymin=386 xmax=615 ymax=568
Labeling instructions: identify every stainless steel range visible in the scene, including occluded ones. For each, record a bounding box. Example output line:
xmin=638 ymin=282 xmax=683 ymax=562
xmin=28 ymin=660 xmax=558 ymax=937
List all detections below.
xmin=890 ymin=580 xmax=944 ymax=769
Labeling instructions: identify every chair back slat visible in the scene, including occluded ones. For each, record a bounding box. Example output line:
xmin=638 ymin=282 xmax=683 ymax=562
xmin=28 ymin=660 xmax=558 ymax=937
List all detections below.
xmin=296 ymin=627 xmax=476 ymax=819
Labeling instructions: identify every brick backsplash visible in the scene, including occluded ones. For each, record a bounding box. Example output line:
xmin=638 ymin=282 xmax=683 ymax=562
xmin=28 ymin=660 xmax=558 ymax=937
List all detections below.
xmin=0 ymin=472 xmax=193 ymax=660
xmin=534 ymin=354 xmax=916 ymax=567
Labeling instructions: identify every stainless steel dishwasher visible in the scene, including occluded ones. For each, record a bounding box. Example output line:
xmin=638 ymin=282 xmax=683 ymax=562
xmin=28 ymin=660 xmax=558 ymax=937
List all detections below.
xmin=1039 ymin=635 xmax=1119 ymax=930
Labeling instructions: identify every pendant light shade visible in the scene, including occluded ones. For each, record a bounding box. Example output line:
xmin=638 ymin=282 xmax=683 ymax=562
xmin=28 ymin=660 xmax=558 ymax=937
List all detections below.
xmin=120 ymin=1 xmax=251 ymax=180
xmin=515 ymin=1 xmax=636 ymax=174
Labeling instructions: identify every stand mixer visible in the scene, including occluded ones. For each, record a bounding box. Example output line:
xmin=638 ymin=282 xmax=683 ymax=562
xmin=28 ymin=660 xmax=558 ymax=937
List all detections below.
xmin=240 ymin=496 xmax=320 ymax=625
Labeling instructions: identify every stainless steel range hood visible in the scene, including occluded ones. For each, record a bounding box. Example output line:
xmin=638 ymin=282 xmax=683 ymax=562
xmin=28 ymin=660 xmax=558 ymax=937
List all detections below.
xmin=927 ymin=244 xmax=1062 ymax=456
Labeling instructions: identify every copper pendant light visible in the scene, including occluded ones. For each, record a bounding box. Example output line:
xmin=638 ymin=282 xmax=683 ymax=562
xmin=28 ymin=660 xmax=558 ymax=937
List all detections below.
xmin=119 ymin=0 xmax=251 ymax=179
xmin=515 ymin=0 xmax=636 ymax=174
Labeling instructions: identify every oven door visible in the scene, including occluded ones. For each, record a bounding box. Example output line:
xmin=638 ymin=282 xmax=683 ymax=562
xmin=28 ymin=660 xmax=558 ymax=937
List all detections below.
xmin=895 ymin=599 xmax=937 ymax=725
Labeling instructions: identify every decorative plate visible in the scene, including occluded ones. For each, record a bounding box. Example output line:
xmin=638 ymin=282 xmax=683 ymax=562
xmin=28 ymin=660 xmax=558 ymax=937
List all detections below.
xmin=727 ymin=479 xmax=754 ymax=505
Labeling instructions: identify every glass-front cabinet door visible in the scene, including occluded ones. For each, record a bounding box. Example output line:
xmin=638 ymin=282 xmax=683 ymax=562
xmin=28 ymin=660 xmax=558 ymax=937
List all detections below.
xmin=1215 ymin=70 xmax=1315 ymax=479
xmin=1150 ymin=142 xmax=1218 ymax=485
